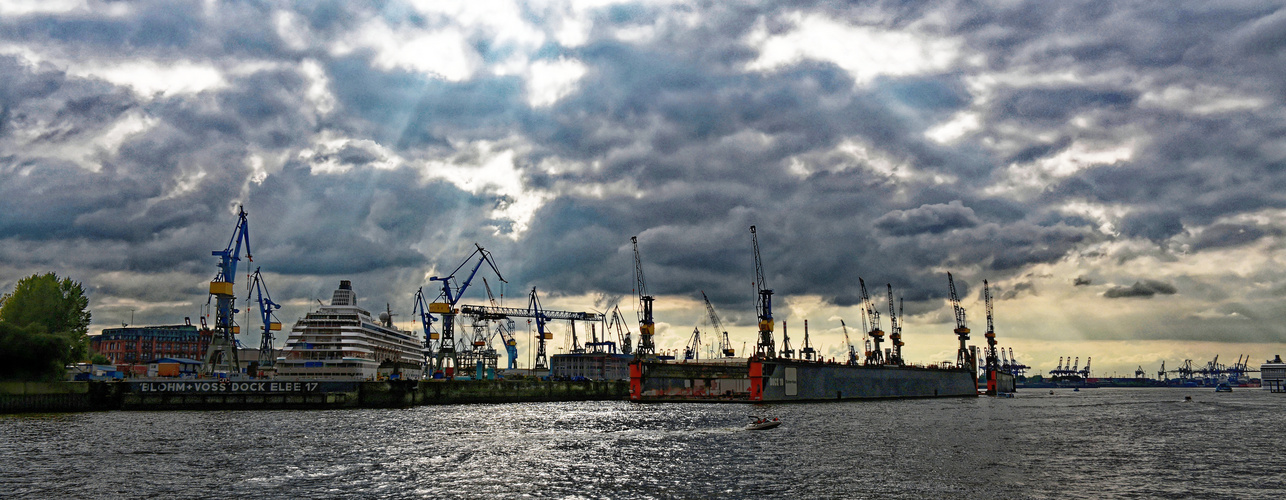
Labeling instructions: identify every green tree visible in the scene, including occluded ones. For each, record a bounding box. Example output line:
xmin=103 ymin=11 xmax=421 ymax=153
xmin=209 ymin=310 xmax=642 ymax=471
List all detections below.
xmin=0 ymin=273 xmax=92 ymax=380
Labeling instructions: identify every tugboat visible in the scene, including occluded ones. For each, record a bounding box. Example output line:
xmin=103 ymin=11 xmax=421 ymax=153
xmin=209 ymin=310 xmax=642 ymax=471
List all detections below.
xmin=745 ymin=416 xmax=781 ymax=430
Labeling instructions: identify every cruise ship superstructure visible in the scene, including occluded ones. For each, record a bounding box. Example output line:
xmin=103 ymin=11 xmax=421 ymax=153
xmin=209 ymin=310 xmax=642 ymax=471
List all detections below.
xmin=275 ymin=281 xmax=424 ymax=380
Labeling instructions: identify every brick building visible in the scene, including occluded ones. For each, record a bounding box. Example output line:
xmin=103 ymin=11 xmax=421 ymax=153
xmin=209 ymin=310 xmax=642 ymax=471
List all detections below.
xmin=91 ymin=320 xmax=212 ymax=366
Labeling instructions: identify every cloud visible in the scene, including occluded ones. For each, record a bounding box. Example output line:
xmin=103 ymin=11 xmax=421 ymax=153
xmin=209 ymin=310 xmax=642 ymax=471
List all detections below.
xmin=1073 ymin=276 xmax=1091 ymax=286
xmin=875 ymin=201 xmax=980 ymax=236
xmin=1104 ymin=280 xmax=1178 ymax=299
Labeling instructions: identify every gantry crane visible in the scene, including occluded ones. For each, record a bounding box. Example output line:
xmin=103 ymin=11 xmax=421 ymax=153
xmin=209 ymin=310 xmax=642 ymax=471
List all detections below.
xmin=840 ymin=320 xmax=858 ymax=365
xmin=428 ymin=244 xmax=505 ymax=377
xmin=947 ymin=272 xmax=971 ymax=370
xmin=701 ymin=291 xmax=735 ymax=357
xmin=458 ymin=289 xmax=600 ymax=372
xmin=1157 ymin=360 xmax=1167 ymax=380
xmin=859 ymin=278 xmax=884 ymax=365
xmin=245 ymin=267 xmax=282 ymax=371
xmin=1009 ymin=348 xmax=1029 ymax=377
xmin=202 ymin=206 xmax=252 ymax=376
xmin=632 ymin=236 xmax=656 ymax=358
xmin=887 ymin=284 xmax=903 ymax=365
xmin=750 ymin=226 xmax=775 ymax=358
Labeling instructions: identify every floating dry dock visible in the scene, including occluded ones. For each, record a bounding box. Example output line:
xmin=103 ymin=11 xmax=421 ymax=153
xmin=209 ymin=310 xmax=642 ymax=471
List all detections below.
xmin=630 ymin=357 xmax=978 ymax=402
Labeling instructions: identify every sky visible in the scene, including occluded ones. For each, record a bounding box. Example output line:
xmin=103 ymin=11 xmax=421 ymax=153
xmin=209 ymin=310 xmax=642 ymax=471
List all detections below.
xmin=2 ymin=0 xmax=1285 ymax=378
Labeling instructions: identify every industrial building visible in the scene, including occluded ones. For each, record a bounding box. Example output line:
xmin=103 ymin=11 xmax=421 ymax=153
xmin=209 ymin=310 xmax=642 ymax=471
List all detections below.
xmin=91 ymin=320 xmax=211 ymax=368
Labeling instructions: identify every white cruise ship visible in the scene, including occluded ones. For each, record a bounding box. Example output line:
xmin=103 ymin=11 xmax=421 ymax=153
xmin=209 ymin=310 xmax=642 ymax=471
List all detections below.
xmin=275 ymin=280 xmax=424 ymax=380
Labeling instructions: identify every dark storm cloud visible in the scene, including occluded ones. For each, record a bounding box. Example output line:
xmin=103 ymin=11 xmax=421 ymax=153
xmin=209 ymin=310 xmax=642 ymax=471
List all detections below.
xmin=1189 ymin=223 xmax=1270 ymax=251
xmin=1104 ymin=280 xmax=1178 ymax=299
xmin=874 ymin=201 xmax=980 ymax=236
xmin=1074 ymin=276 xmax=1091 ymax=286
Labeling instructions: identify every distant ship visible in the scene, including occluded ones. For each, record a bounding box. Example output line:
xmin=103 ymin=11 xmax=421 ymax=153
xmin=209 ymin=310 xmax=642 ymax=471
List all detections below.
xmin=1262 ymin=355 xmax=1285 ymax=393
xmin=275 ymin=280 xmax=424 ymax=380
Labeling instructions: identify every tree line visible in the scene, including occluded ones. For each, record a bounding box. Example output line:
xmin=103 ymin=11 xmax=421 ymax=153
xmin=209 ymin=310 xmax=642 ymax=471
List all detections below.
xmin=0 ymin=273 xmax=93 ymax=381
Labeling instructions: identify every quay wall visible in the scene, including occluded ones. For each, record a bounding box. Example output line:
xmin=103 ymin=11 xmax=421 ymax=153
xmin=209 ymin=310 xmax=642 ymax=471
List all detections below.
xmin=1 ymin=379 xmax=630 ymax=413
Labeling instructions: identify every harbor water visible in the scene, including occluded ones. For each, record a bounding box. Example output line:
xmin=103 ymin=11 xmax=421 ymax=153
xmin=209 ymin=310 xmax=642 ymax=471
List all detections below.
xmin=2 ymin=388 xmax=1282 ymax=499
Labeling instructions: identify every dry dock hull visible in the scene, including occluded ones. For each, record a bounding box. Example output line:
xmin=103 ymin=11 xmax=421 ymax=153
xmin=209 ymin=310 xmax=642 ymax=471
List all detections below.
xmin=630 ymin=359 xmax=977 ymax=402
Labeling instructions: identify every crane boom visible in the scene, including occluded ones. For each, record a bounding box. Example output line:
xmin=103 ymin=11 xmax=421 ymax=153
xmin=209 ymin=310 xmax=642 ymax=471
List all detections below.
xmin=751 ymin=226 xmax=775 ymax=358
xmin=202 ymin=206 xmax=252 ymax=375
xmin=246 ymin=267 xmax=282 ymax=371
xmin=840 ymin=320 xmax=857 ymax=365
xmin=859 ymin=278 xmax=884 ymax=365
xmin=701 ymin=291 xmax=735 ymax=357
xmin=483 ymin=278 xmax=519 ymax=369
xmin=983 ymin=279 xmax=999 ymax=373
xmin=632 ymin=236 xmax=656 ymax=358
xmin=947 ymin=272 xmax=971 ymax=369
xmin=428 ymin=244 xmax=505 ymax=377
xmin=887 ymin=283 xmax=904 ymax=366
xmin=609 ymin=306 xmax=633 ymax=355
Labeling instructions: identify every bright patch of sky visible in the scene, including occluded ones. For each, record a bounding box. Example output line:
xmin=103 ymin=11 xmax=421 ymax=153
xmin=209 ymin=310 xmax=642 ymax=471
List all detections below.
xmin=745 ymin=12 xmax=961 ymax=85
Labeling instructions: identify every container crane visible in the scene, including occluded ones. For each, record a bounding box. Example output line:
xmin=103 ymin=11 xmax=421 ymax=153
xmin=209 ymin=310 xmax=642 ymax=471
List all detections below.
xmin=1079 ymin=357 xmax=1092 ymax=379
xmin=840 ymin=320 xmax=858 ymax=365
xmin=886 ymin=284 xmax=903 ymax=365
xmin=457 ymin=292 xmax=601 ymax=372
xmin=946 ymin=272 xmax=971 ymax=370
xmin=428 ymin=243 xmax=505 ymax=377
xmin=750 ymin=226 xmax=775 ymax=358
xmin=1157 ymin=360 xmax=1167 ymax=381
xmin=245 ymin=267 xmax=282 ymax=371
xmin=701 ymin=291 xmax=735 ymax=357
xmin=632 ymin=236 xmax=656 ymax=358
xmin=1009 ymin=348 xmax=1028 ymax=377
xmin=858 ymin=279 xmax=884 ymax=365
xmin=202 ymin=206 xmax=252 ymax=376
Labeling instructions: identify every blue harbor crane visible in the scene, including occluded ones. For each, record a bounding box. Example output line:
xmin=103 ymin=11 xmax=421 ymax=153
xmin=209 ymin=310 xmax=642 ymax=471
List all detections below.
xmin=528 ymin=287 xmax=553 ymax=370
xmin=750 ymin=226 xmax=775 ymax=358
xmin=947 ymin=272 xmax=971 ymax=370
xmin=859 ymin=278 xmax=884 ymax=365
xmin=701 ymin=291 xmax=735 ymax=357
xmin=202 ymin=206 xmax=252 ymax=376
xmin=428 ymin=244 xmax=505 ymax=378
xmin=245 ymin=267 xmax=282 ymax=371
xmin=483 ymin=278 xmax=520 ymax=370
xmin=632 ymin=236 xmax=657 ymax=358
xmin=412 ymin=287 xmax=439 ymax=373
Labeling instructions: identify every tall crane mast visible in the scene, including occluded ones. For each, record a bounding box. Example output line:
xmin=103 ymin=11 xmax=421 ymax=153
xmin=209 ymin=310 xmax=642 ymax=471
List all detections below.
xmin=779 ymin=321 xmax=794 ymax=358
xmin=683 ymin=327 xmax=702 ymax=361
xmin=632 ymin=236 xmax=656 ymax=358
xmin=528 ymin=287 xmax=553 ymax=370
xmin=750 ymin=226 xmax=775 ymax=358
xmin=947 ymin=272 xmax=971 ymax=370
xmin=412 ymin=287 xmax=438 ymax=373
xmin=840 ymin=320 xmax=857 ymax=365
xmin=1157 ymin=360 xmax=1167 ymax=380
xmin=887 ymin=284 xmax=904 ymax=365
xmin=801 ymin=320 xmax=816 ymax=361
xmin=983 ymin=280 xmax=999 ymax=374
xmin=608 ymin=306 xmax=633 ymax=355
xmin=428 ymin=244 xmax=505 ymax=377
xmin=859 ymin=279 xmax=884 ymax=365
xmin=245 ymin=267 xmax=282 ymax=371
xmin=483 ymin=278 xmax=519 ymax=369
xmin=701 ymin=291 xmax=735 ymax=357
xmin=202 ymin=206 xmax=252 ymax=376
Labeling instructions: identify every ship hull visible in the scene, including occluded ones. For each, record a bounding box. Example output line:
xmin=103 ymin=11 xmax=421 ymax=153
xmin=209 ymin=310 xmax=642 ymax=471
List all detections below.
xmin=630 ymin=358 xmax=977 ymax=402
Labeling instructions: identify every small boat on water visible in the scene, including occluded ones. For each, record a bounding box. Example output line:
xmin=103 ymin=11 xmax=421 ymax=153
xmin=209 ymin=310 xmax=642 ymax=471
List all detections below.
xmin=1215 ymin=383 xmax=1232 ymax=392
xmin=745 ymin=417 xmax=781 ymax=430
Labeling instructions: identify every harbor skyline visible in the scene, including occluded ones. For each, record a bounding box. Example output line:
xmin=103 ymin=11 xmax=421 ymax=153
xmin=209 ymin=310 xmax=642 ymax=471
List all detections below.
xmin=2 ymin=1 xmax=1285 ymax=377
